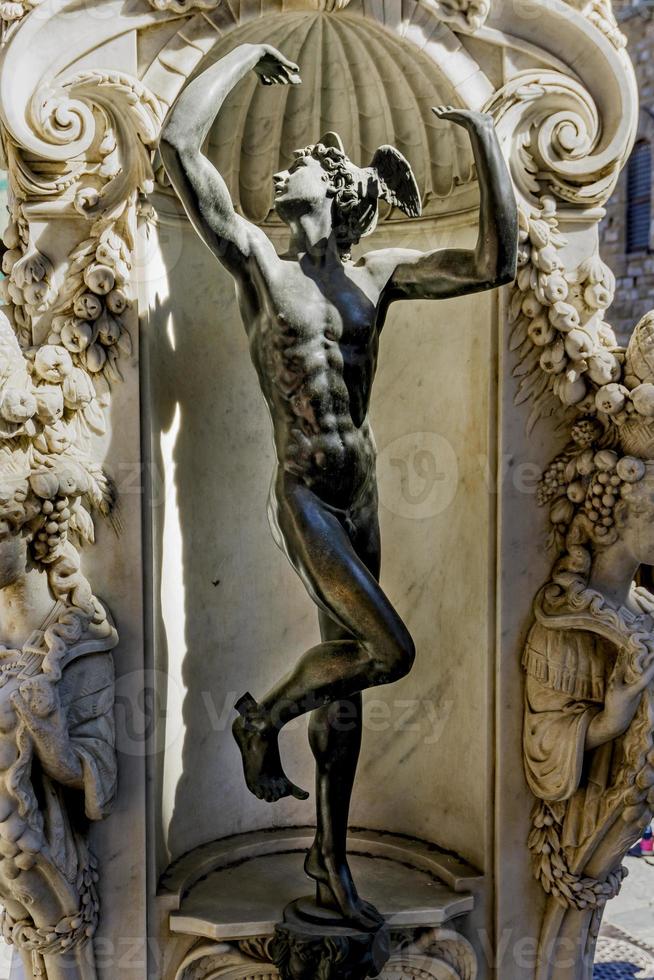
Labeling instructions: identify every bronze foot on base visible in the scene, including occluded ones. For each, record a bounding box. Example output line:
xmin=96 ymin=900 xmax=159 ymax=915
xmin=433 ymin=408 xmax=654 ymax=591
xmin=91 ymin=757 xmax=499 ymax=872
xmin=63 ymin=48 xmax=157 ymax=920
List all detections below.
xmin=271 ymin=898 xmax=390 ymax=980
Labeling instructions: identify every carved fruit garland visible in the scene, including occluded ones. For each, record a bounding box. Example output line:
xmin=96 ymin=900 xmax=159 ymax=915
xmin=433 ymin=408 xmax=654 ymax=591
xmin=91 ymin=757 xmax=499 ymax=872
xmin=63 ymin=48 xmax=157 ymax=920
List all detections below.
xmin=510 ymin=198 xmax=618 ymax=431
xmin=45 ymin=217 xmax=134 ymax=435
xmin=0 ymin=71 xmax=163 ymax=571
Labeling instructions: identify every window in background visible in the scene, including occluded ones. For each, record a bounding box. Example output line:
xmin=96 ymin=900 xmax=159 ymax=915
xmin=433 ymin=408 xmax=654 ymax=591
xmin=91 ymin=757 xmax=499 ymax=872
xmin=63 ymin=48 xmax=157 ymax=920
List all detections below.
xmin=627 ymin=139 xmax=652 ymax=253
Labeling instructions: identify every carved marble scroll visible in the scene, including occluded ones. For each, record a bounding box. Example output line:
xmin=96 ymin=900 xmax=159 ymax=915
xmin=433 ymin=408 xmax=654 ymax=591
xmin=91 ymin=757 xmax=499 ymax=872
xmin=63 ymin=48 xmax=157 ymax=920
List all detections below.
xmin=486 ymin=2 xmax=651 ymax=974
xmin=0 ymin=13 xmax=163 ymax=974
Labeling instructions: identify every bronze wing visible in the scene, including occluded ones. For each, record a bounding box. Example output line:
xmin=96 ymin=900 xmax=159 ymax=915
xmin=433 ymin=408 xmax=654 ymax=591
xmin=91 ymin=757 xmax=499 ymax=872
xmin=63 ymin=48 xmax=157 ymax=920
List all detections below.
xmin=370 ymin=145 xmax=422 ymax=218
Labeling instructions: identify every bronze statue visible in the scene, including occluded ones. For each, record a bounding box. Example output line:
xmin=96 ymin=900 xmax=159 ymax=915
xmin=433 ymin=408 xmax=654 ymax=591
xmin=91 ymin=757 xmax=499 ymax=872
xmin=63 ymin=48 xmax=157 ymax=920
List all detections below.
xmin=161 ymin=41 xmax=518 ymax=935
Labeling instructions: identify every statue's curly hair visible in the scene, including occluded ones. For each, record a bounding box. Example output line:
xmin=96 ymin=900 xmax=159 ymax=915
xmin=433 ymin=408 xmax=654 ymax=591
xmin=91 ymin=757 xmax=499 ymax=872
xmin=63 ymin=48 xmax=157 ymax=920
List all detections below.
xmin=296 ymin=142 xmax=374 ymax=258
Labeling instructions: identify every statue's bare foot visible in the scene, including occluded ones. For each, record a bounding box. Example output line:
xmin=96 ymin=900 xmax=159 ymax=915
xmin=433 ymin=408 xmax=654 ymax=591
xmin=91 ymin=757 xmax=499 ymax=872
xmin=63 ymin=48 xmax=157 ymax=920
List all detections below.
xmin=305 ymin=845 xmax=384 ymax=932
xmin=232 ymin=694 xmax=309 ymax=803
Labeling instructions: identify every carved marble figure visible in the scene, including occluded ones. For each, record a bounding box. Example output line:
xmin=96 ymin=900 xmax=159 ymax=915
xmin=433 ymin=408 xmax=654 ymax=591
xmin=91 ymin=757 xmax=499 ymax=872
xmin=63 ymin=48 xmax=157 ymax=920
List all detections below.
xmin=524 ymin=313 xmax=654 ymax=979
xmin=0 ymin=313 xmax=117 ymax=980
xmin=161 ymin=40 xmax=518 ymax=939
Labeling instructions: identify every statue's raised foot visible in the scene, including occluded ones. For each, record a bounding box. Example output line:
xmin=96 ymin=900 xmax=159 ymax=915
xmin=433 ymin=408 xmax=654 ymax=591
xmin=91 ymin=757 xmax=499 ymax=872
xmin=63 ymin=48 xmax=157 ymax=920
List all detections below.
xmin=232 ymin=693 xmax=309 ymax=803
xmin=271 ymin=898 xmax=390 ymax=980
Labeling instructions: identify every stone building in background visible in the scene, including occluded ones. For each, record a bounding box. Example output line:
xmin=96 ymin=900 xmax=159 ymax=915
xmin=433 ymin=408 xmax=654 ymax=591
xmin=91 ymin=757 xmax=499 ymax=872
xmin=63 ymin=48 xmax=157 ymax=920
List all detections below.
xmin=601 ymin=0 xmax=654 ymax=341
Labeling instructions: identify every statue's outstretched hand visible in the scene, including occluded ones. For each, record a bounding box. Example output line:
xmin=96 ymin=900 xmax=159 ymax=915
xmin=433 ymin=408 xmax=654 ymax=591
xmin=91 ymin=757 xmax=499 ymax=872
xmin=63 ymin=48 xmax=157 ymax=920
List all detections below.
xmin=254 ymin=46 xmax=301 ymax=86
xmin=432 ymin=106 xmax=494 ymax=134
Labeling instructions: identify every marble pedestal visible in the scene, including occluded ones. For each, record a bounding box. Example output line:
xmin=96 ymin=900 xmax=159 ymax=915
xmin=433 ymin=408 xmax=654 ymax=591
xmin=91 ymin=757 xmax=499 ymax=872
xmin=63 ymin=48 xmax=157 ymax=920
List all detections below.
xmin=159 ymin=830 xmax=481 ymax=979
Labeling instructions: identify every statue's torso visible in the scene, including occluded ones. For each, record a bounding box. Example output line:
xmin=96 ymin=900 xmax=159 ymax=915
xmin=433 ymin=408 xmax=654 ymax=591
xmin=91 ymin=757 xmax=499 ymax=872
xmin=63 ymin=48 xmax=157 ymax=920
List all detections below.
xmin=243 ymin=256 xmax=384 ymax=510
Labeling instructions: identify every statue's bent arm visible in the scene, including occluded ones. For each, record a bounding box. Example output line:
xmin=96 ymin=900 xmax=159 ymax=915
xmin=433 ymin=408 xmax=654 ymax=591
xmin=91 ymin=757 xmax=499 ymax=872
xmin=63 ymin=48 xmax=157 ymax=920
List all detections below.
xmin=363 ymin=109 xmax=518 ymax=302
xmin=160 ymin=44 xmax=298 ymax=278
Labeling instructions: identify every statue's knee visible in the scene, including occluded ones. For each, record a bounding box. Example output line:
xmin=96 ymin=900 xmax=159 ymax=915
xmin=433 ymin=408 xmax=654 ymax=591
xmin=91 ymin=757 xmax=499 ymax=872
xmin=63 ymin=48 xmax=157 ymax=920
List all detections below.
xmin=375 ymin=631 xmax=415 ymax=684
xmin=395 ymin=633 xmax=416 ymax=680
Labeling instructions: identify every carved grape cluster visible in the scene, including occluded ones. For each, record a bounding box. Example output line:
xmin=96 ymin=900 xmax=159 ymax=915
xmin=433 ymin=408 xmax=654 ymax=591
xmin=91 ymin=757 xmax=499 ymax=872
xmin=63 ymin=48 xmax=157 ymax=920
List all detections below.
xmin=538 ymin=436 xmax=646 ymax=544
xmin=33 ymin=495 xmax=70 ymax=562
xmin=537 ymin=456 xmax=569 ymax=507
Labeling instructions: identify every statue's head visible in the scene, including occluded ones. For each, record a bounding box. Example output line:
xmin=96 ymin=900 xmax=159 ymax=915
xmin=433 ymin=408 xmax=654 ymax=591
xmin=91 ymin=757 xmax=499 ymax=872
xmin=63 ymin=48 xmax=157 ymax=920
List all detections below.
xmin=273 ymin=133 xmax=421 ymax=256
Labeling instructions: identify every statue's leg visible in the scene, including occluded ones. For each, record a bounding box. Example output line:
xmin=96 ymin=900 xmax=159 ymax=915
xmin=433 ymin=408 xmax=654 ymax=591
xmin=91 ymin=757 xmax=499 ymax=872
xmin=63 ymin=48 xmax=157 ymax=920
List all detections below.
xmin=307 ymin=644 xmax=381 ymax=927
xmin=306 ymin=493 xmax=383 ymax=929
xmin=232 ymin=478 xmax=414 ymax=805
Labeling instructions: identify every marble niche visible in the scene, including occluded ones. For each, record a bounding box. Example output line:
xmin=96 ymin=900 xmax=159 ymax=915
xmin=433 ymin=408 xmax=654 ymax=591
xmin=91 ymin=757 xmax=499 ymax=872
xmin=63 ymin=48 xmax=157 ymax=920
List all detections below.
xmin=0 ymin=0 xmax=641 ymax=976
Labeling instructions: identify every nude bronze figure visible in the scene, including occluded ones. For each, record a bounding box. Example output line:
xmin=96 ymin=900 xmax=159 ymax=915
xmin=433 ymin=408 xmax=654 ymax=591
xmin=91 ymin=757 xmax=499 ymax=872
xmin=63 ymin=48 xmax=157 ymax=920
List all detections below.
xmin=160 ymin=42 xmax=518 ymax=933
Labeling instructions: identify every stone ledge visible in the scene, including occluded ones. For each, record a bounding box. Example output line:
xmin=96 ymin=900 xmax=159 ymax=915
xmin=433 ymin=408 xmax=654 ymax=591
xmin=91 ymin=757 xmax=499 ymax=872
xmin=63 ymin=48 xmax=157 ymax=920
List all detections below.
xmin=158 ymin=828 xmax=483 ymax=942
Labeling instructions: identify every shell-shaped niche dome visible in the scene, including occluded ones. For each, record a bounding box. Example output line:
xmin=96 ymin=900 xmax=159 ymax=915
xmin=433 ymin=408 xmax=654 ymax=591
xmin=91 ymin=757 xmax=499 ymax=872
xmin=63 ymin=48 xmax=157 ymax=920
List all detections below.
xmin=204 ymin=10 xmax=476 ymax=224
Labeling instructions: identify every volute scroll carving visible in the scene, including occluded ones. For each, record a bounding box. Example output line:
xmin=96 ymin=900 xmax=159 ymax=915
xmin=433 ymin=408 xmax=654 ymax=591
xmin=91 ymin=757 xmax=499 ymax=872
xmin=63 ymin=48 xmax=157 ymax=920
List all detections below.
xmin=487 ymin=70 xmax=626 ymax=212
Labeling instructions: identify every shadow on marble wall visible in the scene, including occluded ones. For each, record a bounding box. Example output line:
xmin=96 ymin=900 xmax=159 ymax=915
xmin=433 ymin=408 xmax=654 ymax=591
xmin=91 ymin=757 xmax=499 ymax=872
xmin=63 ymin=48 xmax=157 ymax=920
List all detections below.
xmin=144 ymin=223 xmax=320 ymax=872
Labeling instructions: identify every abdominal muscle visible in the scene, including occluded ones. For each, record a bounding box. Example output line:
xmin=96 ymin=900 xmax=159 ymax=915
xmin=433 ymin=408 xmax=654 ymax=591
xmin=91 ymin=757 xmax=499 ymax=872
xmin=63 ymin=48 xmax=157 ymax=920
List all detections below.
xmin=251 ymin=320 xmax=377 ymax=515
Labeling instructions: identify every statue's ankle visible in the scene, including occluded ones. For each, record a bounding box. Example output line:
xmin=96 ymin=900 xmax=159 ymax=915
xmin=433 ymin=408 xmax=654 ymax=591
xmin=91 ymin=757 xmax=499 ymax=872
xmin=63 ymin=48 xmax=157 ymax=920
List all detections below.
xmin=235 ymin=692 xmax=269 ymax=733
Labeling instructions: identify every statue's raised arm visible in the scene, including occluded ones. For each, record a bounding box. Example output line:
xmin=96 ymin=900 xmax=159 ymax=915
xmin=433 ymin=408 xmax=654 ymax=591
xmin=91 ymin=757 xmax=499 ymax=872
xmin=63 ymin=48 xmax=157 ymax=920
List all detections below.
xmin=160 ymin=44 xmax=301 ymax=277
xmin=364 ymin=108 xmax=518 ymax=301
